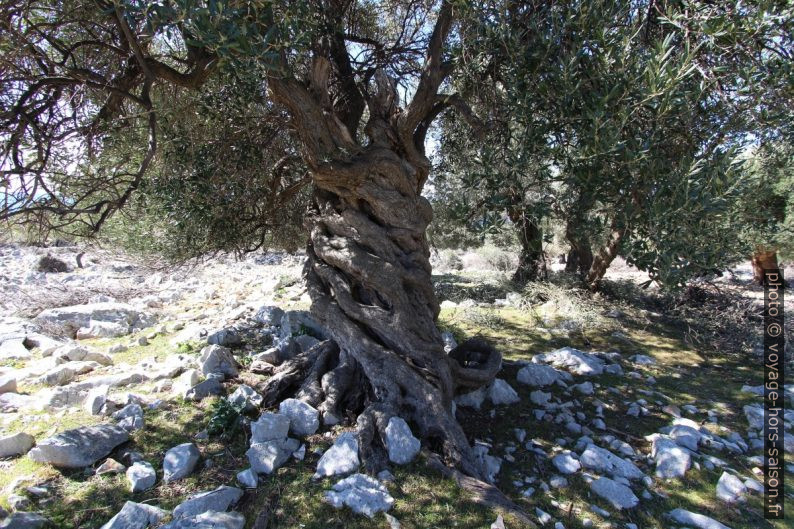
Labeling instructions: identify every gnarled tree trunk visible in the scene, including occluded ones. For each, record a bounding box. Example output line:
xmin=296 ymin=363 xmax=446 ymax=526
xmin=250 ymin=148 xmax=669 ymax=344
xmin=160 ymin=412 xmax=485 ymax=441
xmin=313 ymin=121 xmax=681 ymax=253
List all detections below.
xmin=509 ymin=209 xmax=546 ymax=283
xmin=585 ymin=223 xmax=625 ymax=291
xmin=304 ymin=149 xmax=499 ymax=475
xmin=260 ymin=31 xmax=502 ymax=476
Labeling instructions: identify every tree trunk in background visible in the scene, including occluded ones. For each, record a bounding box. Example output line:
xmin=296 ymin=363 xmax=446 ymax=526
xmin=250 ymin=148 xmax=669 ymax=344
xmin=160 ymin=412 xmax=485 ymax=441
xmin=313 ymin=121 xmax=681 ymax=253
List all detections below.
xmin=585 ymin=223 xmax=626 ymax=290
xmin=751 ymin=248 xmax=782 ymax=286
xmin=510 ymin=209 xmax=546 ymax=283
xmin=564 ymin=220 xmax=593 ymax=278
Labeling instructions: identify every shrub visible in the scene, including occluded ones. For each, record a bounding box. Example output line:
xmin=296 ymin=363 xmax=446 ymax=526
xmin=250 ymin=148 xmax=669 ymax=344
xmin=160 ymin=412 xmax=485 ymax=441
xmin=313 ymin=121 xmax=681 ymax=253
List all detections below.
xmin=37 ymin=254 xmax=68 ymax=273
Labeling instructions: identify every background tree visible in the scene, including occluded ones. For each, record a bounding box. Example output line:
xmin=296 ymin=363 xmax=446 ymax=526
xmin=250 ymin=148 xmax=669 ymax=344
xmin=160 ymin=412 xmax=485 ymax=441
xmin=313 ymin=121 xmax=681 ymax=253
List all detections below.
xmin=434 ymin=0 xmax=793 ymax=290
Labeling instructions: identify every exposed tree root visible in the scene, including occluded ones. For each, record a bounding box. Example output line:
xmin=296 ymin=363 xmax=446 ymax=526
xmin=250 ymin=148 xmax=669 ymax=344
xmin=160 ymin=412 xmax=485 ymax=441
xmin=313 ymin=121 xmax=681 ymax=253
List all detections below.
xmin=256 ymin=335 xmax=503 ymax=479
xmin=426 ymin=452 xmax=537 ymax=528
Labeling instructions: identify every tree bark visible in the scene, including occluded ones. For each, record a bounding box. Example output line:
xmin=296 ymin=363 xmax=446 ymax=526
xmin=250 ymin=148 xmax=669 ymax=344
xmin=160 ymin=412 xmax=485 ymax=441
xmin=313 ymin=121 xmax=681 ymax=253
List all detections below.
xmin=585 ymin=222 xmax=626 ymax=290
xmin=564 ymin=224 xmax=593 ymax=277
xmin=509 ymin=209 xmax=546 ymax=283
xmin=751 ymin=247 xmax=782 ymax=286
xmin=300 ymin=153 xmax=500 ymax=475
xmin=261 ymin=32 xmax=502 ymax=476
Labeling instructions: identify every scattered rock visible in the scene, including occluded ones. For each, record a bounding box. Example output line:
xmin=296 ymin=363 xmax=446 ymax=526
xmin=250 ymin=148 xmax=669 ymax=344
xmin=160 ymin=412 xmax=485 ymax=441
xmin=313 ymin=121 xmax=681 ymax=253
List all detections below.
xmin=314 ymin=432 xmax=360 ymax=478
xmin=253 ymin=305 xmax=284 ymax=327
xmin=532 ymin=347 xmax=605 ymax=376
xmin=227 ymin=385 xmax=263 ymax=412
xmin=649 ymin=434 xmax=691 ymax=479
xmin=324 ymin=473 xmax=394 ymax=518
xmin=517 ymin=363 xmax=571 ymax=387
xmin=278 ymin=398 xmax=319 ymax=436
xmin=667 ymin=508 xmax=732 ymax=529
xmin=488 ymin=379 xmax=520 ymax=405
xmin=207 ymin=328 xmax=243 ymax=348
xmin=172 ymin=486 xmax=243 ymax=519
xmin=590 ymin=477 xmax=639 ymax=510
xmin=629 ymin=354 xmax=656 ymax=365
xmin=246 ymin=439 xmax=297 ymax=475
xmin=237 ymin=468 xmax=258 ymax=488
xmin=0 ymin=432 xmax=35 ymax=457
xmin=379 ymin=417 xmax=420 ymax=465
xmin=0 ymin=512 xmax=50 ymax=529
xmin=198 ymin=345 xmax=238 ymax=378
xmin=35 ymin=302 xmax=152 ymax=339
xmin=251 ymin=412 xmax=290 ymax=443
xmin=29 ymin=424 xmax=129 ymax=468
xmin=84 ymin=385 xmax=109 ymax=415
xmin=160 ymin=511 xmax=245 ymax=529
xmin=184 ymin=376 xmax=223 ymax=402
xmin=455 ymin=387 xmax=486 ymax=409
xmin=716 ymin=472 xmax=746 ymax=503
xmin=126 ymin=462 xmax=156 ymax=493
xmin=163 ymin=443 xmax=200 ymax=483
xmin=0 ymin=374 xmax=17 ymax=394
xmin=39 ymin=361 xmax=99 ymax=386
xmin=0 ymin=339 xmax=31 ymax=360
xmin=96 ymin=458 xmax=126 ymax=475
xmin=100 ymin=501 xmax=168 ymax=529
xmin=552 ymin=453 xmax=581 ymax=475
xmin=579 ymin=444 xmax=644 ymax=480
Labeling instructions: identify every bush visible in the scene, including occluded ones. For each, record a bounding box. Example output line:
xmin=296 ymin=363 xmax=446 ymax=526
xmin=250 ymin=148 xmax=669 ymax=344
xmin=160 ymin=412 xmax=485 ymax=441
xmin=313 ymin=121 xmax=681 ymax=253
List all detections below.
xmin=37 ymin=254 xmax=68 ymax=273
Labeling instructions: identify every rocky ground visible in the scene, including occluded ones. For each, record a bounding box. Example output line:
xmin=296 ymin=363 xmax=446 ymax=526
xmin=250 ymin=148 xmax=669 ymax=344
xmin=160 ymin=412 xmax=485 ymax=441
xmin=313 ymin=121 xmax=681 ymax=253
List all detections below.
xmin=0 ymin=242 xmax=791 ymax=529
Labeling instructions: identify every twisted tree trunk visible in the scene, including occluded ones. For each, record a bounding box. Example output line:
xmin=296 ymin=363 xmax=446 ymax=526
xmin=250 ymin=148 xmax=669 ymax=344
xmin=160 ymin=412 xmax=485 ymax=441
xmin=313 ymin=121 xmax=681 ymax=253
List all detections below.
xmin=259 ymin=41 xmax=502 ymax=476
xmin=301 ymin=151 xmax=499 ymax=474
xmin=510 ymin=209 xmax=547 ymax=283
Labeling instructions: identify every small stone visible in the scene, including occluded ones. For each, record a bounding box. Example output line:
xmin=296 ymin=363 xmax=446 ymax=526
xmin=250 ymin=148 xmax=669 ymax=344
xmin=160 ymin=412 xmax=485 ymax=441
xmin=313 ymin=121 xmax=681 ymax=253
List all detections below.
xmin=530 ymin=390 xmax=551 ymax=406
xmin=227 ymin=385 xmax=263 ymax=412
xmin=126 ymin=461 xmax=157 ymax=492
xmin=100 ymin=501 xmax=168 ymax=529
xmin=0 ymin=432 xmax=35 ymax=458
xmin=160 ymin=511 xmax=244 ymax=529
xmin=488 ymin=379 xmax=520 ymax=405
xmin=237 ymin=468 xmax=258 ymax=488
xmin=552 ymin=453 xmax=581 ymax=474
xmin=96 ymin=458 xmax=126 ymax=475
xmin=314 ymin=432 xmax=359 ymax=478
xmin=324 ymin=473 xmax=394 ymax=518
xmin=246 ymin=440 xmax=292 ymax=475
xmin=198 ymin=345 xmax=238 ymax=378
xmin=29 ymin=425 xmax=129 ymax=468
xmin=184 ymin=376 xmax=223 ymax=401
xmin=535 ymin=508 xmax=552 ymax=525
xmin=278 ymin=398 xmax=319 ymax=436
xmin=716 ymin=471 xmax=746 ymax=503
xmin=172 ymin=486 xmax=243 ymax=519
xmin=163 ymin=443 xmax=200 ymax=482
xmin=84 ymin=385 xmax=110 ymax=415
xmin=384 ymin=417 xmax=421 ymax=465
xmin=250 ymin=412 xmax=290 ymax=443
xmin=0 ymin=512 xmax=50 ymax=529
xmin=590 ymin=477 xmax=639 ymax=509
xmin=549 ymin=475 xmax=568 ymax=488
xmin=667 ymin=508 xmax=732 ymax=529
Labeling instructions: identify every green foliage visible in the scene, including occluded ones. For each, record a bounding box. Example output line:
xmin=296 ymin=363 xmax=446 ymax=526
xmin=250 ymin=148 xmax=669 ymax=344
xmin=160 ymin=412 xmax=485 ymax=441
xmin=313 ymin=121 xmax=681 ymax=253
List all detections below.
xmin=206 ymin=398 xmax=245 ymax=440
xmin=100 ymin=63 xmax=309 ymax=261
xmin=435 ymin=0 xmax=793 ymax=288
xmin=733 ymin=141 xmax=794 ymax=259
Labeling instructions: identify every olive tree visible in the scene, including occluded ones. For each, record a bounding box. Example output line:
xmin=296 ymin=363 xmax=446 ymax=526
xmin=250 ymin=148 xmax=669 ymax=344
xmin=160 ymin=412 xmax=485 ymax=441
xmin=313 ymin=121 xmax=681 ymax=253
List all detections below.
xmin=0 ymin=0 xmax=509 ymax=481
